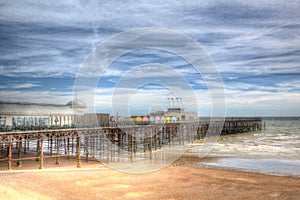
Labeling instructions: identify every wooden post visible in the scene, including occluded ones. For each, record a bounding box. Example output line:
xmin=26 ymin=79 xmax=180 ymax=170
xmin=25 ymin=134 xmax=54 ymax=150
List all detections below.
xmin=77 ymin=133 xmax=81 ymax=168
xmin=154 ymin=127 xmax=158 ymax=150
xmin=130 ymin=133 xmax=133 ymax=163
xmin=48 ymin=137 xmax=50 ymax=151
xmin=100 ymin=133 xmax=103 ymax=158
xmin=96 ymin=132 xmax=100 ymax=159
xmin=8 ymin=137 xmax=12 ymax=170
xmin=50 ymin=135 xmax=53 ymax=156
xmin=110 ymin=131 xmax=114 ymax=161
xmin=23 ymin=137 xmax=27 ymax=154
xmin=121 ymin=133 xmax=126 ymax=150
xmin=55 ymin=138 xmax=59 ymax=165
xmin=85 ymin=135 xmax=89 ymax=163
xmin=36 ymin=138 xmax=40 ymax=161
xmin=134 ymin=136 xmax=137 ymax=153
xmin=159 ymin=127 xmax=162 ymax=149
xmin=182 ymin=125 xmax=185 ymax=146
xmin=39 ymin=136 xmax=44 ymax=169
xmin=143 ymin=136 xmax=147 ymax=153
xmin=71 ymin=136 xmax=74 ymax=154
xmin=64 ymin=137 xmax=67 ymax=155
xmin=17 ymin=138 xmax=22 ymax=167
xmin=67 ymin=137 xmax=70 ymax=160
xmin=27 ymin=139 xmax=29 ymax=151
xmin=164 ymin=125 xmax=167 ymax=146
xmin=107 ymin=130 xmax=110 ymax=164
xmin=101 ymin=133 xmax=104 ymax=158
xmin=179 ymin=125 xmax=182 ymax=145
xmin=187 ymin=123 xmax=190 ymax=143
xmin=149 ymin=128 xmax=153 ymax=160
xmin=92 ymin=134 xmax=95 ymax=159
xmin=127 ymin=130 xmax=131 ymax=153
xmin=171 ymin=125 xmax=174 ymax=147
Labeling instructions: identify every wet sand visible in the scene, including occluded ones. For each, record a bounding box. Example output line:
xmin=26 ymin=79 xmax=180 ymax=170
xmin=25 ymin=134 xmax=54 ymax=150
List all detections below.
xmin=0 ymin=156 xmax=300 ymax=200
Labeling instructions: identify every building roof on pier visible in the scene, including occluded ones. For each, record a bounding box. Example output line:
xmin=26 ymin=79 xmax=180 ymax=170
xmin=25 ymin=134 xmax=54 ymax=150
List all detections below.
xmin=0 ymin=101 xmax=85 ymax=116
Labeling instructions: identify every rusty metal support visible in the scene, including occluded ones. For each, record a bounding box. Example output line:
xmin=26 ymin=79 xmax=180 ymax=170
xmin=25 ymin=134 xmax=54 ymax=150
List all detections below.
xmin=149 ymin=128 xmax=153 ymax=160
xmin=17 ymin=138 xmax=22 ymax=167
xmin=107 ymin=130 xmax=110 ymax=164
xmin=23 ymin=136 xmax=27 ymax=154
xmin=85 ymin=134 xmax=89 ymax=163
xmin=67 ymin=137 xmax=70 ymax=160
xmin=39 ymin=136 xmax=44 ymax=169
xmin=76 ymin=133 xmax=81 ymax=168
xmin=50 ymin=135 xmax=53 ymax=156
xmin=55 ymin=138 xmax=59 ymax=165
xmin=8 ymin=137 xmax=12 ymax=170
xmin=36 ymin=139 xmax=40 ymax=161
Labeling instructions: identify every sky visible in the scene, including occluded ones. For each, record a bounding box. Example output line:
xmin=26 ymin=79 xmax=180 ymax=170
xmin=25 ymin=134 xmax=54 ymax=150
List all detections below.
xmin=0 ymin=0 xmax=299 ymax=117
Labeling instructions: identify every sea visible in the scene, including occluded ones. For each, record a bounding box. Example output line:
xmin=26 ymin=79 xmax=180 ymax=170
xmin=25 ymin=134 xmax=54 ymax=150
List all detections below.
xmin=186 ymin=117 xmax=300 ymax=177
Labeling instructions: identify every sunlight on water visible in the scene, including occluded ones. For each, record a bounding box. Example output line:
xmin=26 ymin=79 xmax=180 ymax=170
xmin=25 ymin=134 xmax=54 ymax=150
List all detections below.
xmin=202 ymin=158 xmax=300 ymax=177
xmin=187 ymin=117 xmax=300 ymax=176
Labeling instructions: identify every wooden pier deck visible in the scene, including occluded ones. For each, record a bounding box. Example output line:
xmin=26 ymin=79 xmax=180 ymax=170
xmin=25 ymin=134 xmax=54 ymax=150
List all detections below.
xmin=0 ymin=118 xmax=262 ymax=170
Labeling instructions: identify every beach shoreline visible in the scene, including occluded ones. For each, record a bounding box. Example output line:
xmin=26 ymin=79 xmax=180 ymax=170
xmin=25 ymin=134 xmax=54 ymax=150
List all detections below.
xmin=0 ymin=156 xmax=299 ymax=200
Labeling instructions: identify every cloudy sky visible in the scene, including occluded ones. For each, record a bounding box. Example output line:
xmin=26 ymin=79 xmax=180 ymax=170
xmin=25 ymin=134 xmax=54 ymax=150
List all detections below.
xmin=0 ymin=0 xmax=299 ymax=117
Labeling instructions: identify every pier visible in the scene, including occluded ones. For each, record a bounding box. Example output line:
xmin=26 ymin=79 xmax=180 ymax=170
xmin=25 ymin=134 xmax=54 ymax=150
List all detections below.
xmin=0 ymin=117 xmax=262 ymax=170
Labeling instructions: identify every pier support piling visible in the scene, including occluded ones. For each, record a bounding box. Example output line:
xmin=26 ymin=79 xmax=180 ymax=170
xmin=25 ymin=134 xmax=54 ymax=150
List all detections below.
xmin=76 ymin=133 xmax=81 ymax=168
xmin=7 ymin=137 xmax=12 ymax=170
xmin=39 ymin=136 xmax=44 ymax=169
xmin=55 ymin=138 xmax=59 ymax=165
xmin=17 ymin=139 xmax=22 ymax=167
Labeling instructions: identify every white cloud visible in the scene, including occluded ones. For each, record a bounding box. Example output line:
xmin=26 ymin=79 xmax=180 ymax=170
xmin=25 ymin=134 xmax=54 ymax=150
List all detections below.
xmin=0 ymin=0 xmax=299 ymax=116
xmin=13 ymin=83 xmax=41 ymax=89
xmin=0 ymin=90 xmax=72 ymax=104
